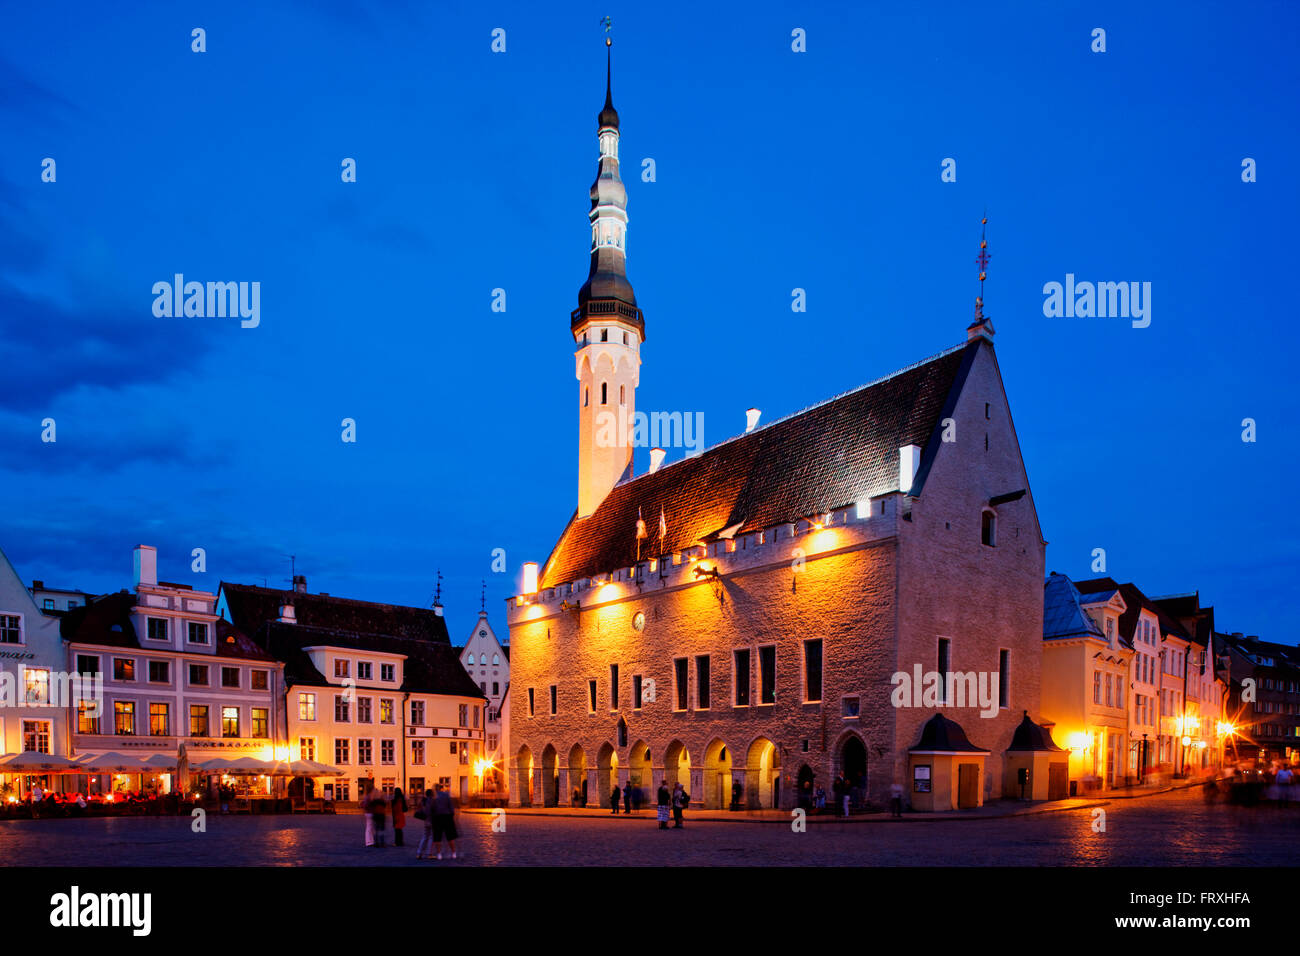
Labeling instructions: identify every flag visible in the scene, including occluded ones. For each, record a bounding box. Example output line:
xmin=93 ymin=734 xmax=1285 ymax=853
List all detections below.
xmin=636 ymin=507 xmax=646 ymax=560
xmin=658 ymin=506 xmax=667 ymax=551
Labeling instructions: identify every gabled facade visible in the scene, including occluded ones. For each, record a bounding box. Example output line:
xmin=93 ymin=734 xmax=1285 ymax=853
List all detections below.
xmin=0 ymin=546 xmax=73 ymax=793
xmin=459 ymin=609 xmax=509 ymax=795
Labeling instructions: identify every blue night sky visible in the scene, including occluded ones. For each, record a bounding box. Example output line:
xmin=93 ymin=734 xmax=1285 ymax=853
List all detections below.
xmin=2 ymin=1 xmax=1297 ymax=645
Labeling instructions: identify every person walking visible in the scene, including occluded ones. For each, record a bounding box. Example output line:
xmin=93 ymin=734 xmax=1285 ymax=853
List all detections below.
xmin=363 ymin=787 xmax=377 ymax=846
xmin=1277 ymin=765 xmax=1294 ymax=809
xmin=672 ymin=781 xmax=689 ymax=829
xmin=610 ymin=782 xmax=622 ymax=814
xmin=415 ymin=788 xmax=436 ymax=859
xmin=889 ymin=781 xmax=904 ymax=818
xmin=656 ymin=781 xmax=671 ymax=830
xmin=367 ymin=787 xmax=388 ymax=848
xmin=391 ymin=787 xmax=407 ymax=846
xmin=430 ymin=783 xmax=459 ymax=860
xmin=624 ymin=781 xmax=633 ymax=814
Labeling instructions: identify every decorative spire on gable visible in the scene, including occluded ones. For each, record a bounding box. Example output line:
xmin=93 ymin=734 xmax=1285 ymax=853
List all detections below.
xmin=967 ymin=214 xmax=995 ymax=341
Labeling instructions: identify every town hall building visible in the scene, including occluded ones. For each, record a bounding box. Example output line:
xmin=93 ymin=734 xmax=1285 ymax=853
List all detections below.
xmin=506 ymin=43 xmax=1054 ymax=812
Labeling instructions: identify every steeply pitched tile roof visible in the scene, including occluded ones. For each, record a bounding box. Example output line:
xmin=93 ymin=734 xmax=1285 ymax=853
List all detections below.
xmin=60 ymin=591 xmax=275 ymax=662
xmin=258 ymin=621 xmax=485 ymax=698
xmin=220 ymin=583 xmax=452 ymax=645
xmin=1075 ymin=577 xmax=1194 ymax=647
xmin=541 ymin=341 xmax=977 ymax=587
xmin=1043 ymin=573 xmax=1106 ymax=641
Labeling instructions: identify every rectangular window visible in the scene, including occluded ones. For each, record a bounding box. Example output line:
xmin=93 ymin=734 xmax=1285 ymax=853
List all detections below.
xmin=697 ymin=655 xmax=711 ymax=709
xmin=358 ymin=739 xmax=373 ymax=765
xmin=189 ymin=664 xmax=208 ymax=687
xmin=22 ymin=720 xmax=50 ymax=753
xmin=528 ymin=687 xmax=535 ymax=717
xmin=299 ymin=737 xmax=316 ymax=761
xmin=381 ymin=739 xmax=395 ymax=764
xmin=842 ymin=695 xmax=860 ymax=718
xmin=357 ymin=662 xmax=373 ymax=681
xmin=412 ymin=740 xmax=425 ymax=765
xmin=759 ymin=645 xmax=776 ymax=704
xmin=492 ymin=681 xmax=500 ymax=696
xmin=549 ymin=685 xmax=557 ymax=715
xmin=146 ymin=617 xmax=168 ymax=641
xmin=299 ymin=693 xmax=316 ymax=721
xmin=588 ymin=680 xmax=597 ymax=712
xmin=149 ymin=702 xmax=170 ymax=736
xmin=188 ymin=622 xmax=209 ymax=645
xmin=633 ymin=674 xmax=643 ymax=709
xmin=0 ymin=614 xmax=21 ymax=644
xmin=803 ymin=640 xmax=822 ymax=703
xmin=1105 ymin=674 xmax=1113 ymax=707
xmin=190 ymin=705 xmax=209 ymax=737
xmin=148 ymin=660 xmax=169 ymax=683
xmin=459 ymin=742 xmax=469 ymax=765
xmin=24 ymin=667 xmax=49 ymax=704
xmin=937 ymin=639 xmax=951 ymax=704
xmin=734 ymin=649 xmax=751 ymax=706
xmin=334 ymin=659 xmax=350 ymax=679
xmin=458 ymin=704 xmax=469 ymax=727
xmin=674 ymin=658 xmax=689 ymax=710
xmin=221 ymin=706 xmax=240 ymax=737
xmin=357 ymin=697 xmax=373 ymax=723
xmin=610 ymin=665 xmax=619 ymax=709
xmin=43 ymin=598 xmax=54 ymax=609
xmin=381 ymin=663 xmax=395 ymax=682
xmin=410 ymin=700 xmax=424 ymax=725
xmin=334 ymin=695 xmax=350 ymax=722
xmin=998 ymin=649 xmax=1010 ymax=708
xmin=76 ymin=654 xmax=100 ymax=676
xmin=474 ymin=706 xmax=480 ymax=729
xmin=380 ymin=699 xmax=394 ymax=724
xmin=488 ymin=734 xmax=498 ymax=751
xmin=251 ymin=670 xmax=268 ymax=691
xmin=335 ymin=739 xmax=350 ymax=765
xmin=1093 ymin=671 xmax=1101 ymax=705
xmin=450 ymin=742 xmax=458 ymax=755
xmin=221 ymin=667 xmax=240 ymax=689
xmin=77 ymin=700 xmax=100 ymax=734
xmin=252 ymin=707 xmax=269 ymax=738
xmin=113 ymin=658 xmax=135 ymax=682
xmin=114 ymin=701 xmax=135 ymax=735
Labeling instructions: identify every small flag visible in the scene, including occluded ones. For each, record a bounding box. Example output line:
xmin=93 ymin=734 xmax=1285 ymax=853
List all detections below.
xmin=636 ymin=507 xmax=646 ymax=560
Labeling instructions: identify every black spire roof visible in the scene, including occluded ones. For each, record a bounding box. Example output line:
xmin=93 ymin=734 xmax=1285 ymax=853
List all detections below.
xmin=908 ymin=713 xmax=990 ymax=754
xmin=598 ymin=40 xmax=619 ymax=130
xmin=1006 ymin=711 xmax=1064 ymax=752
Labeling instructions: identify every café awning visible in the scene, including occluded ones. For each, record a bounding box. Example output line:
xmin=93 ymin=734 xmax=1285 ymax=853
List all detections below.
xmin=74 ymin=752 xmax=158 ymax=774
xmin=0 ymin=752 xmax=82 ymax=774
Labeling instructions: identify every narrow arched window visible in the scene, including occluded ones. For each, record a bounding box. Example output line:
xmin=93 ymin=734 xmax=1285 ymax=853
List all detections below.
xmin=981 ymin=509 xmax=997 ymax=547
xmin=619 ymin=385 xmax=625 ymax=405
xmin=601 ymin=328 xmax=608 ymax=342
xmin=467 ymin=653 xmax=476 ymax=665
xmin=584 ymin=387 xmax=589 ymax=407
xmin=601 ymin=382 xmax=608 ymax=405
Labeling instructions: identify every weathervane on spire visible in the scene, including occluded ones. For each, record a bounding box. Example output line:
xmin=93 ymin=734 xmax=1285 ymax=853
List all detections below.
xmin=480 ymin=578 xmax=486 ymax=613
xmin=974 ymin=213 xmax=990 ymax=322
xmin=601 ymin=15 xmax=612 ymax=45
xmin=433 ymin=569 xmax=443 ymax=608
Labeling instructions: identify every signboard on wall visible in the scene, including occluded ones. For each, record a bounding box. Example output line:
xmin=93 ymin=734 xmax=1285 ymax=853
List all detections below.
xmin=913 ymin=764 xmax=931 ymax=793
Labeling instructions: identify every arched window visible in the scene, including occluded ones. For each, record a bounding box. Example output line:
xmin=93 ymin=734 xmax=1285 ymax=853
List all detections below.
xmin=584 ymin=387 xmax=589 ymax=407
xmin=467 ymin=653 xmax=476 ymax=665
xmin=981 ymin=509 xmax=997 ymax=547
xmin=601 ymin=382 xmax=608 ymax=405
xmin=492 ymin=654 xmax=499 ymax=666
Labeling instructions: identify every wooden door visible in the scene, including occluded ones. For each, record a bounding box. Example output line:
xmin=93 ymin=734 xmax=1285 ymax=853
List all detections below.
xmin=957 ymin=764 xmax=979 ymax=809
xmin=1048 ymin=763 xmax=1068 ymax=801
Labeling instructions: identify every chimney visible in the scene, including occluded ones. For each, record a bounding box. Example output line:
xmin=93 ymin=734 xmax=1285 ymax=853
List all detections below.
xmin=1232 ymin=632 xmax=1244 ymax=640
xmin=134 ymin=545 xmax=157 ymax=588
xmin=648 ymin=448 xmax=667 ymax=473
xmin=745 ymin=408 xmax=761 ymax=433
xmin=31 ymin=580 xmax=44 ymax=590
xmin=292 ymin=574 xmax=307 ymax=594
xmin=898 ymin=445 xmax=922 ymax=494
xmin=278 ymin=603 xmax=296 ymax=624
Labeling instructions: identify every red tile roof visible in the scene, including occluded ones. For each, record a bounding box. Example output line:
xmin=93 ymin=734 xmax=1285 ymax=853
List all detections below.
xmin=540 ymin=341 xmax=976 ymax=588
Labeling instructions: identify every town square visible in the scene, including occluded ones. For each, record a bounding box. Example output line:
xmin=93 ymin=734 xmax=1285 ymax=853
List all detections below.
xmin=0 ymin=0 xmax=1296 ymax=940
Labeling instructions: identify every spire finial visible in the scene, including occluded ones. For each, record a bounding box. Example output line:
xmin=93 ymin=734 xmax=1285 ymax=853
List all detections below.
xmin=433 ymin=568 xmax=443 ymax=607
xmin=974 ymin=212 xmax=990 ymax=321
xmin=480 ymin=578 xmax=486 ymax=613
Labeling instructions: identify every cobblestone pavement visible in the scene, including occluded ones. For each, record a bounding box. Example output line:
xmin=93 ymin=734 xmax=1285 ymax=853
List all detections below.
xmin=1 ymin=789 xmax=1296 ymax=866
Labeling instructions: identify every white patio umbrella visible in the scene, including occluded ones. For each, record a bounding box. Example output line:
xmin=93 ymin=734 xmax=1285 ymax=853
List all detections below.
xmin=74 ymin=752 xmax=156 ymax=774
xmin=0 ymin=752 xmax=81 ymax=773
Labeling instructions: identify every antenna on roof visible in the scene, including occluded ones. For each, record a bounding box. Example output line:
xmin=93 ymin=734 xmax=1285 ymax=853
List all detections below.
xmin=480 ymin=579 xmax=486 ymax=613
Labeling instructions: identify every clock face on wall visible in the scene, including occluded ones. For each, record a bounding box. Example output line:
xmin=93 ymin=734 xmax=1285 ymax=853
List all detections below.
xmin=632 ymin=611 xmax=645 ymax=632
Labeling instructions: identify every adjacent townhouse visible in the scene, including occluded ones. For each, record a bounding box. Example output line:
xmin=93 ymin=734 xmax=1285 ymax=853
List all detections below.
xmin=219 ymin=579 xmax=488 ymax=803
xmin=459 ymin=606 xmax=509 ymax=796
xmin=1218 ymin=632 xmax=1300 ymax=764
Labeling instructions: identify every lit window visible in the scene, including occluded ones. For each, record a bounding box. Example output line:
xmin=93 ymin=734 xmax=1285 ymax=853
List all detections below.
xmin=150 ymin=702 xmax=170 ymax=736
xmin=299 ymin=693 xmax=316 ymax=721
xmin=222 ymin=707 xmax=240 ymax=737
xmin=252 ymin=708 xmax=269 ymax=738
xmin=190 ymin=705 xmax=208 ymax=736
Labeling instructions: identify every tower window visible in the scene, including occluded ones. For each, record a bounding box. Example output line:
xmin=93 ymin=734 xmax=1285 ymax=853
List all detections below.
xmin=601 ymin=382 xmax=608 ymax=405
xmin=584 ymin=387 xmax=589 ymax=407
xmin=601 ymin=328 xmax=608 ymax=342
xmin=619 ymin=385 xmax=625 ymax=405
xmin=623 ymin=332 xmax=629 ymax=344
xmin=981 ymin=510 xmax=997 ymax=547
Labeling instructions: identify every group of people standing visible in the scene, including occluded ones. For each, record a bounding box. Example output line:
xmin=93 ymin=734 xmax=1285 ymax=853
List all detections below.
xmin=362 ymin=784 xmax=459 ymax=860
xmin=607 ymin=780 xmax=690 ymax=828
